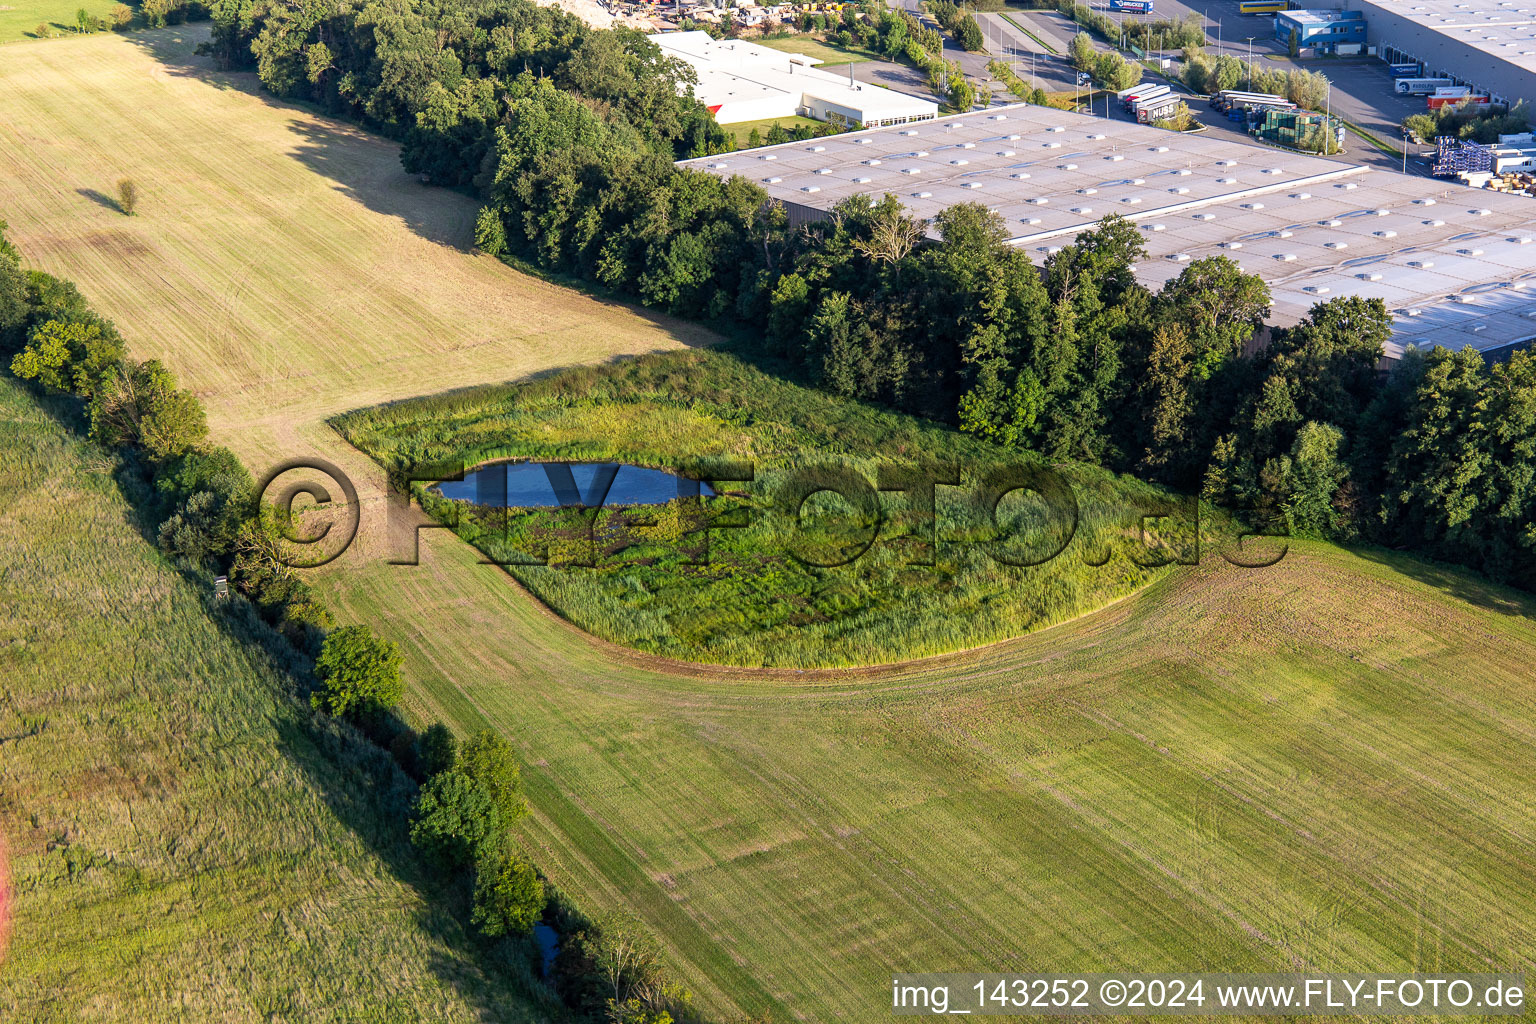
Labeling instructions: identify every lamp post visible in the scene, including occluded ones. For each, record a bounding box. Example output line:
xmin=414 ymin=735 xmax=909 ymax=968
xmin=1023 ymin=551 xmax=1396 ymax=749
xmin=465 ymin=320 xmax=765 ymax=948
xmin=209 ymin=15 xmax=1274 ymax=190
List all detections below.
xmin=1327 ymin=78 xmax=1333 ymax=154
xmin=1245 ymin=35 xmax=1255 ymax=89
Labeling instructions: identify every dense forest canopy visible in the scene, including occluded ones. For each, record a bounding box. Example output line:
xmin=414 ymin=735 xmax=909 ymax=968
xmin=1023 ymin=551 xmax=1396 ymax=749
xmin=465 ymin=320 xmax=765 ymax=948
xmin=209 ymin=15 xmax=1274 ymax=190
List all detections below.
xmin=197 ymin=0 xmax=1536 ymax=590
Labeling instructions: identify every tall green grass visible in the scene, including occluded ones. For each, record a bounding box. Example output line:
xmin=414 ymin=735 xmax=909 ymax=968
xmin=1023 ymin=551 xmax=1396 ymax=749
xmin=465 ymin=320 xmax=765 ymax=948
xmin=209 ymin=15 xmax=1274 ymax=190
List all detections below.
xmin=334 ymin=351 xmax=1231 ymax=668
xmin=0 ymin=378 xmax=553 ymax=1022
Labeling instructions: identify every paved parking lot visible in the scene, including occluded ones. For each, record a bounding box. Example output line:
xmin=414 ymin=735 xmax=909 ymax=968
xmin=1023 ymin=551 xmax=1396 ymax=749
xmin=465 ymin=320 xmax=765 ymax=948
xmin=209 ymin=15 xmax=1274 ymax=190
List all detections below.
xmin=879 ymin=0 xmax=1439 ymax=173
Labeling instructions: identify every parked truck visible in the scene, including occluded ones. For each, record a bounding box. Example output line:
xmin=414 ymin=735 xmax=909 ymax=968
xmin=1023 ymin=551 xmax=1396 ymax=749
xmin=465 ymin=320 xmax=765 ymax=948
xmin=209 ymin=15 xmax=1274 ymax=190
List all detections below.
xmin=1211 ymin=90 xmax=1292 ymax=113
xmin=1395 ymin=77 xmax=1456 ymax=95
xmin=1427 ymin=88 xmax=1492 ymax=110
xmin=1121 ymin=84 xmax=1171 ymax=112
xmin=1136 ymin=98 xmax=1181 ymax=123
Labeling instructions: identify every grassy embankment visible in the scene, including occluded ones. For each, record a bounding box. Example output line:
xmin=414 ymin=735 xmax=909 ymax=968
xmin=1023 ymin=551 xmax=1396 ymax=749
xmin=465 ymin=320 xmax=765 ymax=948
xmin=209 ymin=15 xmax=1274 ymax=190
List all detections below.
xmin=721 ymin=115 xmax=826 ymax=147
xmin=334 ymin=350 xmax=1205 ymax=668
xmin=0 ymin=378 xmax=553 ymax=1022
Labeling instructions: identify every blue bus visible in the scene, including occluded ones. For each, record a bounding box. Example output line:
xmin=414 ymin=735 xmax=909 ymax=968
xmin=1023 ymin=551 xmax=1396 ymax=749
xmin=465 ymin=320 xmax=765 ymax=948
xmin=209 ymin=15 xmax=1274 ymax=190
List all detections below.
xmin=1109 ymin=0 xmax=1154 ymax=12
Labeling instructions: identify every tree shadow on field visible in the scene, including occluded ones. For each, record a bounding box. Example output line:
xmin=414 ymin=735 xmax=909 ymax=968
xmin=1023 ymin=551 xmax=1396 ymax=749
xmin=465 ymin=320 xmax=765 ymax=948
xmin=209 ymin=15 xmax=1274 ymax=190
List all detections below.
xmin=283 ymin=118 xmax=475 ymax=252
xmin=76 ymin=188 xmax=122 ymax=214
xmin=1348 ymin=544 xmax=1536 ymax=621
xmin=122 ymin=24 xmax=244 ymax=88
xmin=125 ymin=27 xmax=473 ymax=250
xmin=121 ymin=26 xmax=724 ymax=352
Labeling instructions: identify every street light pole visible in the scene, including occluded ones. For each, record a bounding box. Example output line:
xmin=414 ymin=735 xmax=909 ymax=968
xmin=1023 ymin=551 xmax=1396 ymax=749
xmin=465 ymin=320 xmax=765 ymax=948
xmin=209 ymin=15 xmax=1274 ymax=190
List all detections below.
xmin=1325 ymin=79 xmax=1333 ymax=154
xmin=1245 ymin=36 xmax=1255 ymax=88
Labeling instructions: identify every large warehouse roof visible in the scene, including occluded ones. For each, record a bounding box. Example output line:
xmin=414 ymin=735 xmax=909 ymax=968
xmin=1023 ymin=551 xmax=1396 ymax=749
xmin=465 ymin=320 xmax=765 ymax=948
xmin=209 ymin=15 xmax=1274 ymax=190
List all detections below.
xmin=1360 ymin=0 xmax=1536 ymax=80
xmin=678 ymin=103 xmax=1536 ymax=358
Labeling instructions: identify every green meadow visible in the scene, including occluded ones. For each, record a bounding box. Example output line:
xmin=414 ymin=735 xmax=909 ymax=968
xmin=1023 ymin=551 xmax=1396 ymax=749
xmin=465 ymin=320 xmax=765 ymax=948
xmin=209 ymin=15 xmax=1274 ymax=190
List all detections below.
xmin=0 ymin=378 xmax=551 ymax=1022
xmin=334 ymin=350 xmax=1224 ymax=668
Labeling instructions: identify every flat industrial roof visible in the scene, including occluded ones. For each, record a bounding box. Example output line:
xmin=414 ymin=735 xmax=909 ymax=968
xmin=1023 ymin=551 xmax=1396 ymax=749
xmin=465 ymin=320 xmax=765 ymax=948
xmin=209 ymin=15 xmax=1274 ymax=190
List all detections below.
xmin=1282 ymin=8 xmax=1360 ymax=24
xmin=1357 ymin=0 xmax=1536 ymax=80
xmin=679 ymin=103 xmax=1536 ymax=357
xmin=653 ymin=31 xmax=939 ymax=122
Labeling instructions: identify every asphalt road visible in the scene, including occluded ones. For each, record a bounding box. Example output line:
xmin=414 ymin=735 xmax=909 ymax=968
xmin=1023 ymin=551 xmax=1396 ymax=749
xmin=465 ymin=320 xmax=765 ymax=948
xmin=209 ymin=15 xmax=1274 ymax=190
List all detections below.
xmin=975 ymin=11 xmax=1082 ymax=93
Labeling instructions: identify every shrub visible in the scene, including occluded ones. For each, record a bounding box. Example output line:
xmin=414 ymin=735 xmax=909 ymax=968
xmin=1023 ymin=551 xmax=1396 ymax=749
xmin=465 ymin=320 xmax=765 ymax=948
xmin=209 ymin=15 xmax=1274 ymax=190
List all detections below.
xmin=474 ymin=206 xmax=505 ymax=255
xmin=418 ymin=722 xmax=458 ymax=776
xmin=311 ymin=625 xmax=404 ymax=717
xmin=471 ymin=849 xmax=545 ymax=937
xmin=110 ymin=3 xmax=134 ymax=29
xmin=10 ymin=318 xmax=123 ymax=398
xmin=279 ymin=599 xmax=335 ymax=653
xmin=389 ymin=728 xmax=420 ymax=775
xmin=409 ymin=769 xmax=503 ymax=868
xmin=35 ymin=23 xmax=52 ymax=38
xmin=458 ymin=730 xmax=529 ymax=826
xmin=116 ymin=178 xmax=139 ymax=216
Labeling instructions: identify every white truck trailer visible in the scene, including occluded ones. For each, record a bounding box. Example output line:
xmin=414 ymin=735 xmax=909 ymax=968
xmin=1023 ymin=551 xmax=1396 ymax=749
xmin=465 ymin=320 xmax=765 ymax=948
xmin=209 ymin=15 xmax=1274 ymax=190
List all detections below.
xmin=1121 ymin=84 xmax=1171 ymax=112
xmin=1395 ymin=77 xmax=1456 ymax=95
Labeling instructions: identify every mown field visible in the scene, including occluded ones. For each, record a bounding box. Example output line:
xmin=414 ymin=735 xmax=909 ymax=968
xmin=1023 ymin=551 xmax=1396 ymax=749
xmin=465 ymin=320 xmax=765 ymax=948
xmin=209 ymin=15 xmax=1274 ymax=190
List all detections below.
xmin=6 ymin=25 xmax=1536 ymax=1024
xmin=0 ymin=378 xmax=552 ymax=1022
xmin=0 ymin=26 xmax=712 ymax=482
xmin=327 ymin=508 xmax=1536 ymax=1022
xmin=336 ymin=350 xmax=1206 ymax=667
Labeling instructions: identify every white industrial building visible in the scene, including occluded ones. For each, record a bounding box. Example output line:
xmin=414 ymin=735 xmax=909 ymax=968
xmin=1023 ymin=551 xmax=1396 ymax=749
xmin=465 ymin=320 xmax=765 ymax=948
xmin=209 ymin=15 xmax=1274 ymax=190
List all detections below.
xmin=679 ymin=102 xmax=1536 ymax=359
xmin=1363 ymin=0 xmax=1536 ymax=105
xmin=652 ymin=31 xmax=939 ymax=127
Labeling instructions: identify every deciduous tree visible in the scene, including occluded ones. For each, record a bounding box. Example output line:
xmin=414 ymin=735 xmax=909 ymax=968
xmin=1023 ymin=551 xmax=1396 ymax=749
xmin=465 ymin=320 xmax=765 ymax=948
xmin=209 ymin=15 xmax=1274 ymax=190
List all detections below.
xmin=310 ymin=625 xmax=404 ymax=718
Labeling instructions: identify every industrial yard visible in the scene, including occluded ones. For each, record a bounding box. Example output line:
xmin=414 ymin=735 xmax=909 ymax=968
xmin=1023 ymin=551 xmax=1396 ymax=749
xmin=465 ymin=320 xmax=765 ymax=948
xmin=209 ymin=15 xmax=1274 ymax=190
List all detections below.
xmin=1362 ymin=0 xmax=1536 ymax=104
xmin=683 ymin=101 xmax=1536 ymax=356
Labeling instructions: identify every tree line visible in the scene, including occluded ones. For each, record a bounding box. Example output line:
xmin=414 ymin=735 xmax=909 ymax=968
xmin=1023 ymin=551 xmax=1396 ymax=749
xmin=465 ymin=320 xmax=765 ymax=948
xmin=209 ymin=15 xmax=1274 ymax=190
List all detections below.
xmin=0 ymin=221 xmax=711 ymax=1024
xmin=1181 ymin=48 xmax=1332 ymax=109
xmin=1404 ymin=101 xmax=1531 ymax=145
xmin=201 ymin=0 xmax=1535 ymax=593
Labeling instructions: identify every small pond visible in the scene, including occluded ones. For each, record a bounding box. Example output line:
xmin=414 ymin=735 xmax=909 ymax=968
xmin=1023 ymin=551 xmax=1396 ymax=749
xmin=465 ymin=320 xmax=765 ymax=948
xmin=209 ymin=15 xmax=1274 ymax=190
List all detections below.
xmin=532 ymin=922 xmax=559 ymax=977
xmin=434 ymin=461 xmax=714 ymax=508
